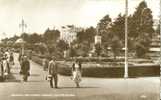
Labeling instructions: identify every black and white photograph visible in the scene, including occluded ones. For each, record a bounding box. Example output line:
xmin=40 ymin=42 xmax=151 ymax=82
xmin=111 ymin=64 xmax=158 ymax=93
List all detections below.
xmin=0 ymin=0 xmax=160 ymax=100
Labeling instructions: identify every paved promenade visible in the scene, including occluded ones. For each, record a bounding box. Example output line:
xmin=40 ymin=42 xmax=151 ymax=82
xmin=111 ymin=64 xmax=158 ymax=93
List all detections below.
xmin=0 ymin=53 xmax=159 ymax=100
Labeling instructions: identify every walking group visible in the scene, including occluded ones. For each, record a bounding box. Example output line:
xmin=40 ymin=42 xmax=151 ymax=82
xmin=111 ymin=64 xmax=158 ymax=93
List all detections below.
xmin=0 ymin=48 xmax=14 ymax=81
xmin=18 ymin=53 xmax=82 ymax=88
xmin=43 ymin=56 xmax=82 ymax=88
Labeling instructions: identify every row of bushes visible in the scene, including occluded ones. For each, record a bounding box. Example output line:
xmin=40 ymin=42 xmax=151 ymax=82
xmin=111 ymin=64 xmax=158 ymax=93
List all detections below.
xmin=31 ymin=52 xmax=153 ymax=64
xmin=31 ymin=55 xmax=160 ymax=77
xmin=58 ymin=63 xmax=160 ymax=77
xmin=66 ymin=57 xmax=125 ymax=62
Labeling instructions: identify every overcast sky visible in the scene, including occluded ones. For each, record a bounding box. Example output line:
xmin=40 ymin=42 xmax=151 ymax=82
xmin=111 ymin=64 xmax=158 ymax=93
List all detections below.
xmin=0 ymin=0 xmax=159 ymax=38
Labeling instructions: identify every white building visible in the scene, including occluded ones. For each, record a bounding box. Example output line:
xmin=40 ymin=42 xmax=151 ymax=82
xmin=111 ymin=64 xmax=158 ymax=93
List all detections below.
xmin=60 ymin=25 xmax=83 ymax=44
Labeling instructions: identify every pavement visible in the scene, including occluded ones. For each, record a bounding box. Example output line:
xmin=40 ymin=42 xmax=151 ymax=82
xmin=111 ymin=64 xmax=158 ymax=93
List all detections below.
xmin=0 ymin=53 xmax=160 ymax=100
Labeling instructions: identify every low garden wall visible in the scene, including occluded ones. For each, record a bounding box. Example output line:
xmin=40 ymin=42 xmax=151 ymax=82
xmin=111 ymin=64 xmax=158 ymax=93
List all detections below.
xmin=31 ymin=55 xmax=160 ymax=78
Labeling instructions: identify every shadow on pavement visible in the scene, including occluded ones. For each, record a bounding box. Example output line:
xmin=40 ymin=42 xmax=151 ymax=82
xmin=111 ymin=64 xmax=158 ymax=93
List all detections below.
xmin=29 ymin=74 xmax=40 ymax=77
xmin=26 ymin=80 xmax=46 ymax=82
xmin=0 ymin=74 xmax=21 ymax=83
xmin=58 ymin=86 xmax=99 ymax=89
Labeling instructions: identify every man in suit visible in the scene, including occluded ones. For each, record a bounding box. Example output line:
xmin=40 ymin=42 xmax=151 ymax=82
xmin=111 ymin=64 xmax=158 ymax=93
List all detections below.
xmin=21 ymin=56 xmax=30 ymax=82
xmin=48 ymin=56 xmax=58 ymax=88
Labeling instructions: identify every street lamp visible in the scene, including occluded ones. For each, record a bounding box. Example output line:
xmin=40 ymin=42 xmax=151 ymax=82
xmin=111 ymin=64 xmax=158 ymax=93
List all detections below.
xmin=18 ymin=18 xmax=27 ymax=55
xmin=159 ymin=0 xmax=161 ymax=95
xmin=124 ymin=0 xmax=128 ymax=78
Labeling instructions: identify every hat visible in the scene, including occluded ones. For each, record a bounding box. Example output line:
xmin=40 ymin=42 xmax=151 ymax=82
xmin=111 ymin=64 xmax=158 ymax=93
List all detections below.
xmin=52 ymin=56 xmax=56 ymax=60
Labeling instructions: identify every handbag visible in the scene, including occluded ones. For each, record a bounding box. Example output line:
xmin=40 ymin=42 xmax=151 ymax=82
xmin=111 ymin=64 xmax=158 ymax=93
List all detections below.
xmin=47 ymin=74 xmax=52 ymax=81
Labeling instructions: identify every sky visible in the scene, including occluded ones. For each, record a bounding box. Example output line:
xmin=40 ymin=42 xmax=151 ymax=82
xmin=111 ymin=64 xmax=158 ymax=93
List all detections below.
xmin=0 ymin=0 xmax=159 ymax=38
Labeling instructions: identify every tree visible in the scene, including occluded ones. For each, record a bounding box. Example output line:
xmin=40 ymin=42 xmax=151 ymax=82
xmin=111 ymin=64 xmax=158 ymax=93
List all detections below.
xmin=20 ymin=33 xmax=30 ymax=43
xmin=135 ymin=34 xmax=151 ymax=58
xmin=42 ymin=28 xmax=60 ymax=55
xmin=131 ymin=1 xmax=154 ymax=38
xmin=77 ymin=41 xmax=91 ymax=57
xmin=110 ymin=36 xmax=122 ymax=59
xmin=156 ymin=24 xmax=160 ymax=35
xmin=56 ymin=39 xmax=69 ymax=52
xmin=130 ymin=1 xmax=147 ymax=38
xmin=77 ymin=27 xmax=96 ymax=43
xmin=43 ymin=28 xmax=60 ymax=44
xmin=97 ymin=14 xmax=112 ymax=43
xmin=95 ymin=43 xmax=102 ymax=57
xmin=110 ymin=14 xmax=125 ymax=41
xmin=131 ymin=1 xmax=154 ymax=57
xmin=69 ymin=46 xmax=76 ymax=58
xmin=77 ymin=30 xmax=85 ymax=43
xmin=28 ymin=33 xmax=42 ymax=44
xmin=76 ymin=27 xmax=96 ymax=56
xmin=9 ymin=35 xmax=20 ymax=42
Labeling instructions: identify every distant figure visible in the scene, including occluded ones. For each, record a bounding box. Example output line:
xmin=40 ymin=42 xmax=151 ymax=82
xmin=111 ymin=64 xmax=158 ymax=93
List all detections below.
xmin=71 ymin=58 xmax=82 ymax=88
xmin=18 ymin=53 xmax=24 ymax=74
xmin=42 ymin=57 xmax=49 ymax=71
xmin=0 ymin=58 xmax=4 ymax=81
xmin=5 ymin=50 xmax=10 ymax=62
xmin=21 ymin=56 xmax=30 ymax=82
xmin=48 ymin=56 xmax=58 ymax=88
xmin=0 ymin=49 xmax=4 ymax=58
xmin=2 ymin=56 xmax=10 ymax=79
xmin=9 ymin=52 xmax=14 ymax=67
xmin=18 ymin=53 xmax=22 ymax=62
xmin=28 ymin=50 xmax=32 ymax=60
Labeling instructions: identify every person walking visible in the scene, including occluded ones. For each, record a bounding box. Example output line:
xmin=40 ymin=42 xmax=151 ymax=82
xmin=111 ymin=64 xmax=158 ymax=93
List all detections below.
xmin=71 ymin=58 xmax=82 ymax=88
xmin=0 ymin=57 xmax=4 ymax=81
xmin=9 ymin=52 xmax=14 ymax=67
xmin=5 ymin=49 xmax=10 ymax=62
xmin=21 ymin=56 xmax=30 ymax=82
xmin=48 ymin=56 xmax=58 ymax=88
xmin=42 ymin=57 xmax=49 ymax=71
xmin=18 ymin=53 xmax=24 ymax=74
xmin=2 ymin=55 xmax=10 ymax=79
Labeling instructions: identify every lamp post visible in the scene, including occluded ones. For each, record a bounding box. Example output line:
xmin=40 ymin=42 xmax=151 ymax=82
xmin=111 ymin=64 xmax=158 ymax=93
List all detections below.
xmin=19 ymin=18 xmax=27 ymax=33
xmin=19 ymin=18 xmax=27 ymax=55
xmin=159 ymin=0 xmax=161 ymax=79
xmin=124 ymin=0 xmax=128 ymax=78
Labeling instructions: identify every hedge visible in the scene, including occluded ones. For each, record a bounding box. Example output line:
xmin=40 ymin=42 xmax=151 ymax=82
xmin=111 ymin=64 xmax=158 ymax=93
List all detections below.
xmin=31 ymin=55 xmax=160 ymax=78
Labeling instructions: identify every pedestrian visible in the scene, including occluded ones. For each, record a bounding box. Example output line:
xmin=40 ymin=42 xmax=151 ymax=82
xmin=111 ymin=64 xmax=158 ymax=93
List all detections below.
xmin=2 ymin=55 xmax=10 ymax=80
xmin=71 ymin=58 xmax=82 ymax=88
xmin=18 ymin=53 xmax=24 ymax=74
xmin=0 ymin=57 xmax=4 ymax=81
xmin=21 ymin=56 xmax=30 ymax=82
xmin=5 ymin=49 xmax=10 ymax=62
xmin=48 ymin=56 xmax=58 ymax=88
xmin=9 ymin=52 xmax=14 ymax=67
xmin=42 ymin=56 xmax=49 ymax=71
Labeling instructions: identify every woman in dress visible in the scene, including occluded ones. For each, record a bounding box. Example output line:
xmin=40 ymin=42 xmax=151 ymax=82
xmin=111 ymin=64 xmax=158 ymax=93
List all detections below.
xmin=2 ymin=55 xmax=10 ymax=80
xmin=71 ymin=59 xmax=82 ymax=88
